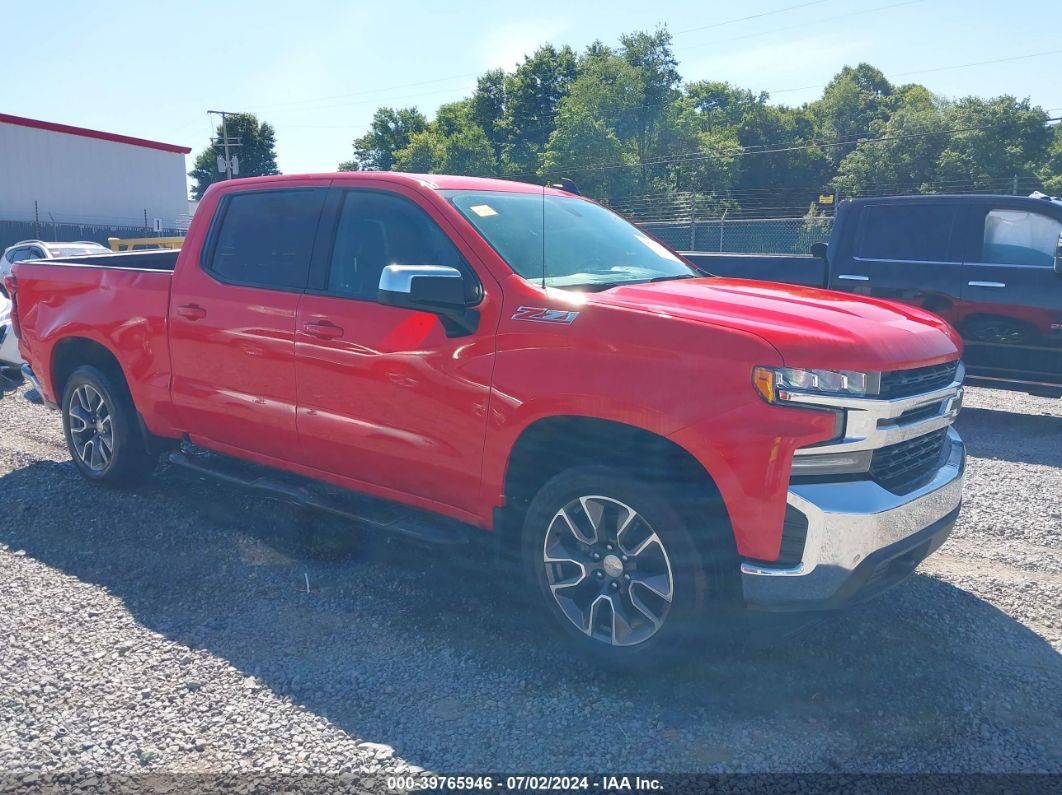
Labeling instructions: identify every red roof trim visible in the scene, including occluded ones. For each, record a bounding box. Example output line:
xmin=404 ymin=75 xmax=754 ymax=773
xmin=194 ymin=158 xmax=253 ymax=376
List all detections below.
xmin=0 ymin=113 xmax=191 ymax=154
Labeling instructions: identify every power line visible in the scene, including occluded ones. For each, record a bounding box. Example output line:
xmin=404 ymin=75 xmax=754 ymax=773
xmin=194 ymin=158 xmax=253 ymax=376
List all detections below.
xmin=673 ymin=0 xmax=834 ymax=34
xmin=675 ymin=0 xmax=925 ymax=54
xmin=770 ymin=48 xmax=1062 ymax=94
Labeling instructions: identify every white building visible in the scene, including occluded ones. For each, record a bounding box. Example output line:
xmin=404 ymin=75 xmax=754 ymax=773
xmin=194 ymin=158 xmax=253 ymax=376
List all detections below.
xmin=0 ymin=113 xmax=190 ymax=230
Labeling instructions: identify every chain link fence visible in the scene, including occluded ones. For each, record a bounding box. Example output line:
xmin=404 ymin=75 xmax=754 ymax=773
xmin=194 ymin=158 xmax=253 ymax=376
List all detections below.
xmin=0 ymin=220 xmax=186 ymax=252
xmin=640 ymin=216 xmax=834 ymax=255
xmin=1 ymin=208 xmax=831 ymax=258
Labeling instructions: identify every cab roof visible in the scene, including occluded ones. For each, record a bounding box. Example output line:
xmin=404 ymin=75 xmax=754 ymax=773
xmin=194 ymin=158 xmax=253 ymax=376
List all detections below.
xmin=212 ymin=171 xmax=573 ymax=196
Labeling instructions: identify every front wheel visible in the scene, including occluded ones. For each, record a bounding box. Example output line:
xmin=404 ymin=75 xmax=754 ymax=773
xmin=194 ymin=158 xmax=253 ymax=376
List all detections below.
xmin=62 ymin=365 xmax=155 ymax=485
xmin=521 ymin=466 xmax=732 ymax=666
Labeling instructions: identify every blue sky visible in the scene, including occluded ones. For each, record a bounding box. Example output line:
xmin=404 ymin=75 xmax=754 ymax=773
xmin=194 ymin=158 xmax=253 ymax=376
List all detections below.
xmin=4 ymin=0 xmax=1060 ymax=195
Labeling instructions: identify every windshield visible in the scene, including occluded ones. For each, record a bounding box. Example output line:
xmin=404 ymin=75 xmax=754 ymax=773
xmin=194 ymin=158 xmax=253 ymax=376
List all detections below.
xmin=445 ymin=190 xmax=697 ymax=289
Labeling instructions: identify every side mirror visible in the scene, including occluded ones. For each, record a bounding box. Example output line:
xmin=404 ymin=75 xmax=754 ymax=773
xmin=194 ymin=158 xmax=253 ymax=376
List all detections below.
xmin=378 ymin=264 xmax=480 ymax=337
xmin=810 ymin=241 xmax=828 ymax=262
xmin=1055 ymin=232 xmax=1062 ymax=276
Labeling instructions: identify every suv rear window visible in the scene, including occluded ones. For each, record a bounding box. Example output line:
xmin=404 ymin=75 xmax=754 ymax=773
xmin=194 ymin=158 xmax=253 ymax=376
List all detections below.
xmin=207 ymin=189 xmax=326 ymax=290
xmin=857 ymin=204 xmax=958 ymax=262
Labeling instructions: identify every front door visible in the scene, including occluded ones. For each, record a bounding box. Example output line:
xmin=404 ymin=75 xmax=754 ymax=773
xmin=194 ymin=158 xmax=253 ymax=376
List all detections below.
xmin=827 ymin=201 xmax=964 ymax=325
xmin=169 ymin=184 xmax=329 ymax=460
xmin=294 ymin=186 xmax=497 ymax=518
xmin=959 ymin=206 xmax=1062 ymax=385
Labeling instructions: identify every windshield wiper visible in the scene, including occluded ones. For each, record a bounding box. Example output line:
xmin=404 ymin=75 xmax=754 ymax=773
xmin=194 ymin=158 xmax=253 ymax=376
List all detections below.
xmin=648 ymin=274 xmax=697 ymax=283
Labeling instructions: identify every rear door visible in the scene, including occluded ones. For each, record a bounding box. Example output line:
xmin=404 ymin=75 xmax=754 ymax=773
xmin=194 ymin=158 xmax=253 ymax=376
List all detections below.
xmin=293 ymin=185 xmax=497 ymax=517
xmin=168 ymin=184 xmax=329 ymax=461
xmin=828 ymin=202 xmax=964 ymax=325
xmin=959 ymin=205 xmax=1062 ymax=385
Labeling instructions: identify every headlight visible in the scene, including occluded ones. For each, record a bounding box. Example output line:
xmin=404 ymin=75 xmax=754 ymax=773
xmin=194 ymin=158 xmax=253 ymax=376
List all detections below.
xmin=753 ymin=366 xmax=876 ymax=404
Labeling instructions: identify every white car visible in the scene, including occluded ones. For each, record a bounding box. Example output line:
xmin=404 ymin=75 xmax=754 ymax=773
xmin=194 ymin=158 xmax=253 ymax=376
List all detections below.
xmin=0 ymin=291 xmax=19 ymax=365
xmin=0 ymin=239 xmax=109 ymax=297
xmin=0 ymin=291 xmax=24 ymax=398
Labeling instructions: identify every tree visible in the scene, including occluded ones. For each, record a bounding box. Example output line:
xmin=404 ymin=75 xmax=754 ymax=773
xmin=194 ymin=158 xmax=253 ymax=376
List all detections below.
xmin=501 ymin=44 xmax=579 ymax=177
xmin=471 ymin=69 xmax=508 ymax=164
xmin=936 ymin=96 xmax=1050 ymax=191
xmin=189 ymin=114 xmax=279 ymax=200
xmin=1040 ymin=124 xmax=1062 ymax=194
xmin=393 ymin=129 xmax=444 ymax=173
xmin=543 ymin=106 xmax=635 ymax=199
xmin=617 ymin=28 xmax=682 ymax=190
xmin=685 ymin=81 xmax=768 ymax=130
xmin=735 ymin=105 xmax=831 ymax=205
xmin=833 ymin=90 xmax=949 ymax=196
xmin=391 ymin=102 xmax=497 ymax=177
xmin=350 ymin=107 xmax=428 ymax=171
xmin=811 ymin=64 xmax=894 ymax=165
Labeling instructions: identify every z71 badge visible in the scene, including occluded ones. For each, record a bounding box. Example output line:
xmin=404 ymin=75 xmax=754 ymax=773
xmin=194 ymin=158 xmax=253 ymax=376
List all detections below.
xmin=512 ymin=306 xmax=580 ymax=325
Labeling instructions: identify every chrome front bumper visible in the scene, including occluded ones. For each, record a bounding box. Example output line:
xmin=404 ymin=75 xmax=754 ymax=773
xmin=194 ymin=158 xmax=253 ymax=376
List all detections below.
xmin=741 ymin=425 xmax=965 ymax=611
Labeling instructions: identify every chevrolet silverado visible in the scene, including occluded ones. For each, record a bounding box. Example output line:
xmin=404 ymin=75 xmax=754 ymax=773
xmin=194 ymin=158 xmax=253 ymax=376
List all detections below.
xmin=6 ymin=173 xmax=966 ymax=664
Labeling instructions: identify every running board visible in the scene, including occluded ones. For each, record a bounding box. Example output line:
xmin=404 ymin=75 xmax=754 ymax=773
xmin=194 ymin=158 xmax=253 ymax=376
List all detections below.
xmin=167 ymin=448 xmax=472 ymax=545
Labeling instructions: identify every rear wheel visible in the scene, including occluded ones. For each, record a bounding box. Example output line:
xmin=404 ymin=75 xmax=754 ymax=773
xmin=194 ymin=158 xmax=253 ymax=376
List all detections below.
xmin=521 ymin=466 xmax=734 ymax=666
xmin=62 ymin=365 xmax=155 ymax=485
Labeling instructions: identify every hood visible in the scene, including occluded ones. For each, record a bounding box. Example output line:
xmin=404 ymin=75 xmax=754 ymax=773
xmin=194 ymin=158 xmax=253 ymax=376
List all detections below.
xmin=591 ymin=277 xmax=962 ymax=372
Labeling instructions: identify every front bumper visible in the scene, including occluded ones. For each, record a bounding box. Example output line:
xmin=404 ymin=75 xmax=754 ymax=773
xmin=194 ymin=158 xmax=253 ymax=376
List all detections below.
xmin=741 ymin=427 xmax=964 ymax=611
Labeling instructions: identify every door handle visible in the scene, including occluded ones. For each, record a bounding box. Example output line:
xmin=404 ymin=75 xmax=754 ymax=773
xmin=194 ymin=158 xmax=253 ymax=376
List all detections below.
xmin=968 ymin=281 xmax=1006 ymax=288
xmin=176 ymin=303 xmax=207 ymax=320
xmin=837 ymin=274 xmax=870 ymax=281
xmin=302 ymin=320 xmax=344 ymax=340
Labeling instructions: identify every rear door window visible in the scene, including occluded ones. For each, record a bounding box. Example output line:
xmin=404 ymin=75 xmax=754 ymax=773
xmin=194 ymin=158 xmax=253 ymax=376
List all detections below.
xmin=981 ymin=209 xmax=1062 ymax=267
xmin=856 ymin=204 xmax=958 ymax=262
xmin=206 ymin=189 xmax=327 ymax=290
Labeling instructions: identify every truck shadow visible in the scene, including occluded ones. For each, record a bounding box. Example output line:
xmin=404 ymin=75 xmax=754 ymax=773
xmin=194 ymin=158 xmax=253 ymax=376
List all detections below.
xmin=2 ymin=460 xmax=1061 ymax=772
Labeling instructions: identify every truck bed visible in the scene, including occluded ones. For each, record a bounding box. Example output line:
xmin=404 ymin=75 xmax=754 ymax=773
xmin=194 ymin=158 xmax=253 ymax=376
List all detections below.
xmin=11 ymin=259 xmax=173 ymax=415
xmin=682 ymin=252 xmax=827 ymax=288
xmin=49 ymin=249 xmax=180 ymax=271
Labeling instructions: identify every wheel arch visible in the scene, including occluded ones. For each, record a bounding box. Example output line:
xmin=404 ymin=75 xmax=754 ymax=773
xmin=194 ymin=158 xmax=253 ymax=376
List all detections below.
xmin=51 ymin=336 xmax=129 ymax=402
xmin=498 ymin=415 xmax=736 ymax=559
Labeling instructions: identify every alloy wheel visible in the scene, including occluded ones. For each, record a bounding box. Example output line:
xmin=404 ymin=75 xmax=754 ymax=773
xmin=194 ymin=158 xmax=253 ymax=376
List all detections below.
xmin=67 ymin=384 xmax=113 ymax=472
xmin=542 ymin=495 xmax=674 ymax=647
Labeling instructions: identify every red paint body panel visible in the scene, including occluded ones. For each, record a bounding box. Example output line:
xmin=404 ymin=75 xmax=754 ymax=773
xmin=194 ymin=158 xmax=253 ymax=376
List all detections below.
xmin=13 ymin=172 xmax=961 ymax=564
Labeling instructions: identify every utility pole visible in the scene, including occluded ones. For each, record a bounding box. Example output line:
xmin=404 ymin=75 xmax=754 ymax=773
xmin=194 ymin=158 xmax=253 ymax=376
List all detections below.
xmin=207 ymin=110 xmax=243 ymax=180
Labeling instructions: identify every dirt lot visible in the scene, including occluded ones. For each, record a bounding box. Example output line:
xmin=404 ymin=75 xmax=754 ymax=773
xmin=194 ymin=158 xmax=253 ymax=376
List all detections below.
xmin=0 ymin=383 xmax=1059 ymax=783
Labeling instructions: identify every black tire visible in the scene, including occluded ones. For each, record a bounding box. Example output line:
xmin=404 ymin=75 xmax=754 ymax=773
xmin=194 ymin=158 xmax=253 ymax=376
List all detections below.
xmin=61 ymin=365 xmax=155 ymax=485
xmin=521 ymin=465 xmax=736 ymax=667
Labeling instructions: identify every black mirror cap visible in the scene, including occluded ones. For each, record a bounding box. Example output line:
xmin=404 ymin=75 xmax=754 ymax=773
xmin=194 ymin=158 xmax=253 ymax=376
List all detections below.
xmin=810 ymin=241 xmax=828 ymax=261
xmin=1055 ymin=234 xmax=1062 ymax=276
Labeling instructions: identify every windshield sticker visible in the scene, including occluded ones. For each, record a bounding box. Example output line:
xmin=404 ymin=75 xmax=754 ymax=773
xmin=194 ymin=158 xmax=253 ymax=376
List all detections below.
xmin=634 ymin=234 xmax=681 ymax=261
xmin=469 ymin=204 xmax=498 ymax=217
xmin=512 ymin=306 xmax=580 ymax=325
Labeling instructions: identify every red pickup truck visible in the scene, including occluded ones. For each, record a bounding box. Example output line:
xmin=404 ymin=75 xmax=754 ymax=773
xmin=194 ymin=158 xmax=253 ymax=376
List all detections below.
xmin=6 ymin=172 xmax=966 ymax=665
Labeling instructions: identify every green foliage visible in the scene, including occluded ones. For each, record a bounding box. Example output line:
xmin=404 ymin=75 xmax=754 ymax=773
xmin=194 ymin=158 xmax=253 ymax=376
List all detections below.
xmin=350 ymin=107 xmax=428 ymax=171
xmin=189 ymin=114 xmax=279 ymax=200
xmin=338 ymin=26 xmax=1058 ymax=211
xmin=1040 ymin=125 xmax=1062 ymax=194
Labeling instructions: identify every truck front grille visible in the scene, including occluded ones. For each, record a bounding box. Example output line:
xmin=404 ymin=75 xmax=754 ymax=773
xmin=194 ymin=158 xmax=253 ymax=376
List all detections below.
xmin=869 ymin=429 xmax=949 ymax=493
xmin=879 ymin=361 xmax=959 ymax=399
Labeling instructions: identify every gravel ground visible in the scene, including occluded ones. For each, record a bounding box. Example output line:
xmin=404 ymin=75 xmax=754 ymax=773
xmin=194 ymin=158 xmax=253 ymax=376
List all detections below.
xmin=0 ymin=383 xmax=1059 ymax=784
